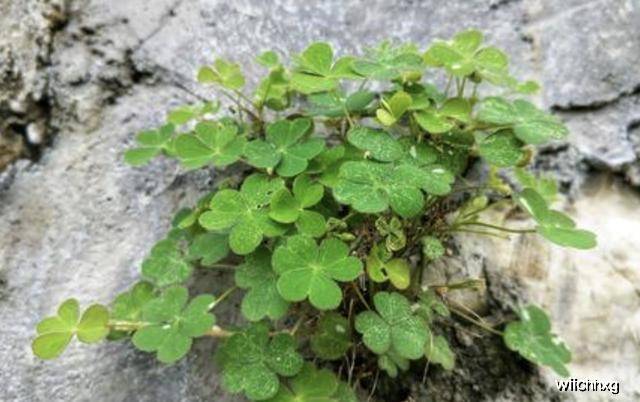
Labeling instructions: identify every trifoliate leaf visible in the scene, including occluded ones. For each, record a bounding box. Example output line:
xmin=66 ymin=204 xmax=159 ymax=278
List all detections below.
xmin=416 ymin=290 xmax=450 ymax=323
xmin=111 ymin=281 xmax=155 ymax=323
xmin=310 ymin=312 xmax=352 ymax=360
xmin=307 ymin=90 xmax=375 ymax=117
xmin=352 ymin=41 xmax=424 ymax=81
xmin=334 ymin=161 xmax=453 ymax=217
xmin=32 ymin=299 xmax=79 ymax=359
xmin=187 ymin=232 xmax=229 ymax=266
xmin=333 ymin=161 xmax=423 ymax=217
xmin=32 ymin=299 xmax=110 ymax=359
xmin=346 ymin=126 xmax=403 ymax=162
xmin=414 ymin=98 xmax=471 ymax=134
xmin=273 ymin=235 xmax=362 ymax=310
xmin=375 ymin=216 xmax=406 ymax=251
xmin=167 ymin=102 xmax=219 ymax=125
xmin=132 ymin=286 xmax=215 ymax=363
xmin=141 ymin=237 xmax=192 ymax=286
xmin=269 ymin=175 xmax=326 ymax=237
xmin=124 ymin=124 xmax=174 ymax=166
xmin=514 ymin=188 xmax=597 ymax=249
xmin=235 ymin=247 xmax=289 ymax=321
xmin=476 ymin=98 xmax=568 ymax=144
xmin=355 ymin=291 xmax=429 ymax=359
xmin=217 ymin=322 xmax=303 ymax=401
xmin=174 ymin=121 xmax=245 ymax=169
xmin=378 ymin=349 xmax=409 ymax=378
xmin=291 ymin=42 xmax=358 ymax=94
xmin=366 ymin=244 xmax=411 ymax=290
xmin=198 ymin=58 xmax=245 ymax=90
xmin=265 ymin=363 xmax=351 ymax=402
xmin=256 ymin=66 xmax=290 ymax=110
xmin=424 ymin=333 xmax=455 ymax=370
xmin=244 ymin=118 xmax=325 ymax=177
xmin=503 ymin=305 xmax=571 ymax=377
xmin=424 ymin=30 xmax=509 ymax=83
xmin=478 ymin=130 xmax=525 ymax=167
xmin=376 ymin=91 xmax=412 ymax=126
xmin=199 ymin=174 xmax=286 ymax=255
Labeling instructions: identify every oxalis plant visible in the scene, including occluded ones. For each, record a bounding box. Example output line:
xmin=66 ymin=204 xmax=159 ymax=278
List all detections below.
xmin=33 ymin=30 xmax=596 ymax=400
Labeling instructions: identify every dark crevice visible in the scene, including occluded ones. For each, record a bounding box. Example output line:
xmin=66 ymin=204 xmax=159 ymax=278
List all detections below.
xmin=551 ymin=83 xmax=640 ymax=113
xmin=489 ymin=0 xmax=520 ymax=11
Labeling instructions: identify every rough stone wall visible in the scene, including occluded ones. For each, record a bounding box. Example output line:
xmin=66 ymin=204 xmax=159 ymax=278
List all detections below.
xmin=0 ymin=0 xmax=639 ymax=401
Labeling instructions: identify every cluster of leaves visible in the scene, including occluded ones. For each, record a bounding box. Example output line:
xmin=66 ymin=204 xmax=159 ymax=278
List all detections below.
xmin=33 ymin=30 xmax=597 ymax=401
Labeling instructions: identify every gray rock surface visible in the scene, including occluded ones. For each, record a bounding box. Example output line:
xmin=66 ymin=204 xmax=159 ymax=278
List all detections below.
xmin=1 ymin=0 xmax=639 ymax=401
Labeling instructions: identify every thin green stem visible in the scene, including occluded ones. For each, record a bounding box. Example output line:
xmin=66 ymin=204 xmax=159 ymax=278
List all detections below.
xmin=213 ymin=286 xmax=237 ymax=307
xmin=448 ymin=228 xmax=509 ymax=239
xmin=444 ymin=75 xmax=453 ymax=96
xmin=448 ymin=306 xmax=503 ymax=336
xmin=460 ymin=221 xmax=536 ymax=234
xmin=352 ymin=282 xmax=371 ymax=310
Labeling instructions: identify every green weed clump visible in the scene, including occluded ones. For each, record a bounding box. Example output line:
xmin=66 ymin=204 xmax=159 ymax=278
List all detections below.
xmin=33 ymin=30 xmax=595 ymax=400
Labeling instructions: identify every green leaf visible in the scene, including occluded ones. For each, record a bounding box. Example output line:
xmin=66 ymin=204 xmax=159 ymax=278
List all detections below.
xmin=141 ymin=238 xmax=193 ymax=286
xmin=478 ymin=130 xmax=525 ymax=167
xmin=376 ymin=91 xmax=412 ymax=126
xmin=187 ymin=232 xmax=230 ymax=266
xmin=273 ymin=235 xmax=362 ymax=310
xmin=537 ymin=226 xmax=597 ymax=250
xmin=476 ymin=97 xmax=569 ymax=144
xmin=366 ymin=244 xmax=411 ymax=290
xmin=333 ymin=161 xmax=422 ymax=216
xmin=256 ymin=66 xmax=290 ymax=110
xmin=257 ymin=51 xmax=280 ymax=68
xmin=199 ymin=174 xmax=286 ymax=255
xmin=514 ymin=168 xmax=558 ymax=203
xmin=424 ymin=30 xmax=509 ymax=83
xmin=167 ymin=102 xmax=220 ymax=125
xmin=352 ymin=41 xmax=424 ymax=81
xmin=416 ymin=290 xmax=450 ymax=323
xmin=269 ymin=176 xmax=326 ymax=237
xmin=174 ymin=122 xmax=245 ymax=169
xmin=269 ymin=189 xmax=301 ymax=223
xmin=32 ymin=299 xmax=110 ymax=359
xmin=514 ymin=188 xmax=597 ymax=249
xmin=414 ymin=98 xmax=470 ymax=134
xmin=76 ymin=305 xmax=109 ymax=343
xmin=111 ymin=281 xmax=155 ymax=323
xmin=308 ymin=91 xmax=375 ymax=118
xmin=378 ymin=350 xmax=410 ymax=378
xmin=265 ymin=363 xmax=347 ymax=402
xmin=424 ymin=333 xmax=455 ymax=370
xmin=310 ymin=313 xmax=352 ymax=360
xmin=198 ymin=58 xmax=245 ymax=90
xmin=132 ymin=286 xmax=215 ymax=363
xmin=334 ymin=161 xmax=453 ymax=217
xmin=124 ymin=124 xmax=174 ymax=166
xmin=235 ymin=247 xmax=289 ymax=321
xmin=32 ymin=299 xmax=79 ymax=359
xmin=514 ymin=188 xmax=549 ymax=222
xmin=217 ymin=322 xmax=303 ymax=400
xmin=421 ymin=236 xmax=445 ymax=261
xmin=355 ymin=292 xmax=429 ymax=360
xmin=504 ymin=305 xmax=571 ymax=377
xmin=346 ymin=126 xmax=403 ymax=162
xmin=244 ymin=118 xmax=324 ymax=177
